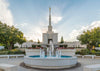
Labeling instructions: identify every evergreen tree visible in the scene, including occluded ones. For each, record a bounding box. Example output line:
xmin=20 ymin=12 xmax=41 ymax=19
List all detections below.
xmin=37 ymin=39 xmax=40 ymax=44
xmin=60 ymin=36 xmax=64 ymax=43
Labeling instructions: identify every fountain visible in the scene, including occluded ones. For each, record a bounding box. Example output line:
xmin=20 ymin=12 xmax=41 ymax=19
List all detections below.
xmin=24 ymin=40 xmax=77 ymax=69
xmin=40 ymin=41 xmax=61 ymax=58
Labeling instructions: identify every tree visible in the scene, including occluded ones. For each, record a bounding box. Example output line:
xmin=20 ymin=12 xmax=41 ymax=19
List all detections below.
xmin=59 ymin=45 xmax=63 ymax=47
xmin=18 ymin=37 xmax=26 ymax=48
xmin=32 ymin=45 xmax=36 ymax=48
xmin=29 ymin=40 xmax=33 ymax=42
xmin=37 ymin=45 xmax=41 ymax=47
xmin=77 ymin=27 xmax=100 ymax=49
xmin=37 ymin=39 xmax=40 ymax=44
xmin=64 ymin=45 xmax=68 ymax=48
xmin=0 ymin=22 xmax=10 ymax=49
xmin=0 ymin=21 xmax=26 ymax=50
xmin=60 ymin=36 xmax=64 ymax=43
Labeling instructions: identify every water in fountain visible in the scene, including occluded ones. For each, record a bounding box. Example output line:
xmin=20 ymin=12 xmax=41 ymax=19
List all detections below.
xmin=40 ymin=48 xmax=45 ymax=58
xmin=40 ymin=40 xmax=61 ymax=58
xmin=49 ymin=41 xmax=54 ymax=56
xmin=56 ymin=48 xmax=61 ymax=58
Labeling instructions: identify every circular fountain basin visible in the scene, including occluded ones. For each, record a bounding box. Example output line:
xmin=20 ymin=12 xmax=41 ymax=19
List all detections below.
xmin=24 ymin=55 xmax=77 ymax=69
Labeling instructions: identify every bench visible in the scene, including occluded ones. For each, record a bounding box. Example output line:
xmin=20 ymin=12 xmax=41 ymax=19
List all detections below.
xmin=84 ymin=64 xmax=100 ymax=71
xmin=0 ymin=55 xmax=9 ymax=59
xmin=82 ymin=55 xmax=96 ymax=59
xmin=75 ymin=55 xmax=82 ymax=58
xmin=0 ymin=64 xmax=18 ymax=71
xmin=94 ymin=56 xmax=100 ymax=59
xmin=0 ymin=55 xmax=24 ymax=59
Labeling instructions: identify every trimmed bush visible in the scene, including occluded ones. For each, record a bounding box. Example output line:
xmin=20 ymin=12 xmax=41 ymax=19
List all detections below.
xmin=75 ymin=49 xmax=100 ymax=56
xmin=0 ymin=49 xmax=25 ymax=55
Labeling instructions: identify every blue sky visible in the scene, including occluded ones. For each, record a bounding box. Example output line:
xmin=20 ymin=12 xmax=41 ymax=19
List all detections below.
xmin=0 ymin=0 xmax=100 ymax=42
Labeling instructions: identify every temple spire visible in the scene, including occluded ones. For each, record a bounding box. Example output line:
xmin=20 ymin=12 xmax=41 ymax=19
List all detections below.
xmin=48 ymin=7 xmax=52 ymax=32
xmin=49 ymin=7 xmax=51 ymax=26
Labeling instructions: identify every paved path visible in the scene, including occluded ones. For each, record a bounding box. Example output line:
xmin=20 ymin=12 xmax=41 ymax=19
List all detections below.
xmin=0 ymin=58 xmax=100 ymax=71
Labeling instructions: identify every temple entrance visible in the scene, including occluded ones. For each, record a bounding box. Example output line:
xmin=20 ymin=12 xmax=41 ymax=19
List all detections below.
xmin=48 ymin=39 xmax=52 ymax=44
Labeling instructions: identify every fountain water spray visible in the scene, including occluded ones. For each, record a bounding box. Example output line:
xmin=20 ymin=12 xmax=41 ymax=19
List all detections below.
xmin=40 ymin=48 xmax=45 ymax=58
xmin=40 ymin=40 xmax=61 ymax=58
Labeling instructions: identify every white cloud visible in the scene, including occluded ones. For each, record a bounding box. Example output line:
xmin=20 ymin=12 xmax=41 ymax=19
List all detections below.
xmin=69 ymin=21 xmax=100 ymax=41
xmin=16 ymin=22 xmax=45 ymax=42
xmin=0 ymin=0 xmax=13 ymax=26
xmin=24 ymin=27 xmax=43 ymax=42
xmin=15 ymin=23 xmax=28 ymax=27
xmin=51 ymin=16 xmax=62 ymax=24
xmin=46 ymin=15 xmax=62 ymax=24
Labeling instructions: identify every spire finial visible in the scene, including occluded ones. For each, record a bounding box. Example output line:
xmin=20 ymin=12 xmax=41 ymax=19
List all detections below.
xmin=49 ymin=7 xmax=51 ymax=13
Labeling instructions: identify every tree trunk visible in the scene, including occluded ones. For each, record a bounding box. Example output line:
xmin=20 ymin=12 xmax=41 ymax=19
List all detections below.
xmin=21 ymin=44 xmax=22 ymax=48
xmin=10 ymin=42 xmax=14 ymax=50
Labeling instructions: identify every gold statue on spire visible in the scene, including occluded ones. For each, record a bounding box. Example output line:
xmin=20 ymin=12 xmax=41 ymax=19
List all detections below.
xmin=49 ymin=7 xmax=51 ymax=15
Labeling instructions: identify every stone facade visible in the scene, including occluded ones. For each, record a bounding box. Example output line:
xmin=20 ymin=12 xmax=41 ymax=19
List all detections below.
xmin=43 ymin=33 xmax=58 ymax=44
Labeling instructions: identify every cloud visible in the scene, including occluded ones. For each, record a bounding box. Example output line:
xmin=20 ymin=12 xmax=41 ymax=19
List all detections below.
xmin=0 ymin=0 xmax=13 ymax=26
xmin=15 ymin=23 xmax=28 ymax=28
xmin=24 ymin=27 xmax=43 ymax=42
xmin=16 ymin=22 xmax=46 ymax=42
xmin=51 ymin=16 xmax=62 ymax=24
xmin=69 ymin=21 xmax=100 ymax=41
xmin=46 ymin=14 xmax=62 ymax=24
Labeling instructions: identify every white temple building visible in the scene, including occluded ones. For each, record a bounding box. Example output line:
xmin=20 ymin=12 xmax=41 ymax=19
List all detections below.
xmin=42 ymin=8 xmax=58 ymax=44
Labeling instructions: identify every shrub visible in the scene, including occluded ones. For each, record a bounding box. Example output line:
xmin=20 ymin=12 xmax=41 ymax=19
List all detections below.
xmin=0 ymin=49 xmax=25 ymax=55
xmin=75 ymin=48 xmax=100 ymax=56
xmin=80 ymin=49 xmax=90 ymax=55
xmin=91 ymin=50 xmax=96 ymax=54
xmin=95 ymin=52 xmax=100 ymax=56
xmin=64 ymin=45 xmax=68 ymax=48
xmin=32 ymin=45 xmax=36 ymax=48
xmin=12 ymin=46 xmax=19 ymax=49
xmin=75 ymin=51 xmax=81 ymax=54
xmin=37 ymin=45 xmax=41 ymax=47
xmin=75 ymin=49 xmax=90 ymax=55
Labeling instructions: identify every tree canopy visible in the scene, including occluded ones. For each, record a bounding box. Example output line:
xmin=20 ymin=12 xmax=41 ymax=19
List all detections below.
xmin=77 ymin=27 xmax=100 ymax=49
xmin=60 ymin=36 xmax=64 ymax=43
xmin=0 ymin=21 xmax=26 ymax=49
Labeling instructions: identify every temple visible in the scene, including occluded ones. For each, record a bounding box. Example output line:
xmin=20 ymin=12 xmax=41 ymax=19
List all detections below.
xmin=42 ymin=8 xmax=58 ymax=44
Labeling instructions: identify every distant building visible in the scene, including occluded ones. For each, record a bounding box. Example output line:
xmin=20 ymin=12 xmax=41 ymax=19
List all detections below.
xmin=64 ymin=41 xmax=86 ymax=48
xmin=14 ymin=41 xmax=86 ymax=48
xmin=14 ymin=42 xmax=37 ymax=48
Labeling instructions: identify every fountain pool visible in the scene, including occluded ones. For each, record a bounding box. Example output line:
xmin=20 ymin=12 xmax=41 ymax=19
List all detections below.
xmin=24 ymin=41 xmax=77 ymax=69
xmin=29 ymin=55 xmax=72 ymax=58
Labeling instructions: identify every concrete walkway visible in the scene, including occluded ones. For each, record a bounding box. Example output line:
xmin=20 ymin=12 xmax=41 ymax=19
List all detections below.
xmin=0 ymin=58 xmax=100 ymax=71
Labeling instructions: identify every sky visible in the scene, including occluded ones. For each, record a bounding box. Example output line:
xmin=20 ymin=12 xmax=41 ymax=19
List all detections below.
xmin=0 ymin=0 xmax=100 ymax=42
